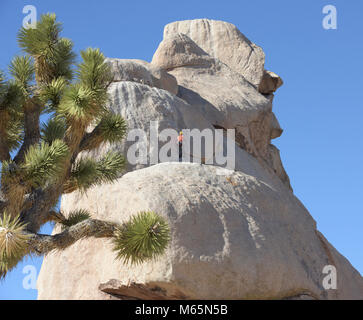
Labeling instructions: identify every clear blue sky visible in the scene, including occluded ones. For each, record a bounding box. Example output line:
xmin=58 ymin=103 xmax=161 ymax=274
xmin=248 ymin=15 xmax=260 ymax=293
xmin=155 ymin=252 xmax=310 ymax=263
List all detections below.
xmin=0 ymin=0 xmax=362 ymax=300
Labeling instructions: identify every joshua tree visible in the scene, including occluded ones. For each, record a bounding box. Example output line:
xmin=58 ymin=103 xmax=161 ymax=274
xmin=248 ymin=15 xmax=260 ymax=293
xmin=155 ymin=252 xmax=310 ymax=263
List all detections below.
xmin=0 ymin=14 xmax=170 ymax=278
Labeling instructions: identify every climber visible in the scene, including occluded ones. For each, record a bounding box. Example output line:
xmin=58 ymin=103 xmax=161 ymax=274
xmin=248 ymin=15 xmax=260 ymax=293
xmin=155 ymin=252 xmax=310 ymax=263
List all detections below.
xmin=177 ymin=131 xmax=183 ymax=162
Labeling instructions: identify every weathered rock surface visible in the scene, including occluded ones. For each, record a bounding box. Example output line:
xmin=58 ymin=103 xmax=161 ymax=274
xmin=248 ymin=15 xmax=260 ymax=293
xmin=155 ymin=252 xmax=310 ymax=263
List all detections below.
xmin=106 ymin=58 xmax=178 ymax=95
xmin=37 ymin=163 xmax=363 ymax=300
xmin=37 ymin=19 xmax=363 ymax=300
xmin=151 ymin=33 xmax=214 ymax=70
xmin=162 ymin=19 xmax=265 ymax=87
xmin=258 ymin=70 xmax=284 ymax=94
xmin=87 ymin=80 xmax=214 ymax=172
xmin=152 ymin=31 xmax=289 ymax=187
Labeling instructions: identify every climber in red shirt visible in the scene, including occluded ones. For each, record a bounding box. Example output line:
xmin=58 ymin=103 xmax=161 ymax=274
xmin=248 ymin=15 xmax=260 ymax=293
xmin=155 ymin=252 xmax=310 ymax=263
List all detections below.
xmin=178 ymin=131 xmax=183 ymax=162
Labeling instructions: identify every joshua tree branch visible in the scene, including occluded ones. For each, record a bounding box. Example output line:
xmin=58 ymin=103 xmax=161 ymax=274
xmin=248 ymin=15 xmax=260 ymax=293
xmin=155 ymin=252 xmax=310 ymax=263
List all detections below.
xmin=14 ymin=98 xmax=41 ymax=164
xmin=47 ymin=210 xmax=66 ymax=223
xmin=0 ymin=109 xmax=10 ymax=162
xmin=26 ymin=219 xmax=119 ymax=255
xmin=21 ymin=185 xmax=63 ymax=232
xmin=0 ymin=132 xmax=10 ymax=162
xmin=79 ymin=126 xmax=104 ymax=152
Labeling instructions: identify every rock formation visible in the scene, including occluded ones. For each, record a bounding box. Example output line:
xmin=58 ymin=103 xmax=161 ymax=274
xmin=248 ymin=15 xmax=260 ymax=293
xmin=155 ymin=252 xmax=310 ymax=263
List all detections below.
xmin=37 ymin=19 xmax=363 ymax=300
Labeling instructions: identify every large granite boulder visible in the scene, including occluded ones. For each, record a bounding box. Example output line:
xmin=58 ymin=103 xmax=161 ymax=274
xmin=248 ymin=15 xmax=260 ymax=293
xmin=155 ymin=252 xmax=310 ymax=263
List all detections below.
xmin=37 ymin=163 xmax=363 ymax=300
xmin=37 ymin=19 xmax=363 ymax=300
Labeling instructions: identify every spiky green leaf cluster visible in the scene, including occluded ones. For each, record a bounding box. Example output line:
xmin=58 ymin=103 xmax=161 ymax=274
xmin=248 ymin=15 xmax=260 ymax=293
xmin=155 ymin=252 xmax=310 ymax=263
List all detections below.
xmin=0 ymin=76 xmax=24 ymax=153
xmin=23 ymin=140 xmax=69 ymax=187
xmin=0 ymin=70 xmax=4 ymax=87
xmin=74 ymin=48 xmax=112 ymax=113
xmin=0 ymin=252 xmax=22 ymax=280
xmin=56 ymin=48 xmax=112 ymax=124
xmin=0 ymin=75 xmax=24 ymax=115
xmin=77 ymin=48 xmax=112 ymax=91
xmin=40 ymin=77 xmax=67 ymax=110
xmin=8 ymin=56 xmax=35 ymax=95
xmin=0 ymin=213 xmax=29 ymax=278
xmin=98 ymin=113 xmax=127 ymax=144
xmin=58 ymin=84 xmax=99 ymax=124
xmin=80 ymin=111 xmax=127 ymax=151
xmin=50 ymin=38 xmax=76 ymax=81
xmin=68 ymin=157 xmax=98 ymax=192
xmin=113 ymin=211 xmax=170 ymax=265
xmin=18 ymin=13 xmax=75 ymax=83
xmin=5 ymin=119 xmax=24 ymax=151
xmin=18 ymin=13 xmax=62 ymax=56
xmin=41 ymin=117 xmax=66 ymax=144
xmin=58 ymin=209 xmax=91 ymax=231
xmin=68 ymin=151 xmax=125 ymax=192
xmin=95 ymin=151 xmax=126 ymax=183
